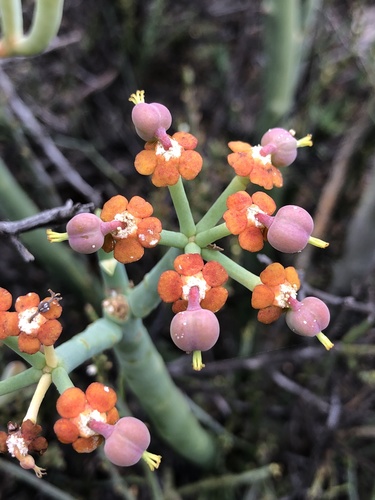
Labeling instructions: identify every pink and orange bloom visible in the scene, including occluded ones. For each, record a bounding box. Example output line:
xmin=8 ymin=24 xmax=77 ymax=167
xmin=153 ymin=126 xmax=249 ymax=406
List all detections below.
xmin=251 ymin=263 xmax=300 ymax=324
xmin=157 ymin=253 xmax=228 ymax=313
xmin=134 ymin=131 xmax=203 ymax=187
xmin=227 ymin=141 xmax=284 ymax=190
xmin=100 ymin=195 xmax=162 ymax=264
xmin=223 ymin=191 xmax=276 ymax=252
xmin=54 ymin=382 xmax=119 ymax=453
xmin=0 ymin=288 xmax=63 ymax=354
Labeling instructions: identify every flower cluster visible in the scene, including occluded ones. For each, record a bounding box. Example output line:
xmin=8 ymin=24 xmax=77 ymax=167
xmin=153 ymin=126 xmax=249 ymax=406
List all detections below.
xmin=223 ymin=191 xmax=276 ymax=252
xmin=157 ymin=253 xmax=228 ymax=313
xmin=0 ymin=288 xmax=63 ymax=354
xmin=54 ymin=382 xmax=119 ymax=453
xmin=134 ymin=131 xmax=203 ymax=187
xmin=0 ymin=420 xmax=48 ymax=477
xmin=100 ymin=195 xmax=162 ymax=264
xmin=251 ymin=263 xmax=300 ymax=324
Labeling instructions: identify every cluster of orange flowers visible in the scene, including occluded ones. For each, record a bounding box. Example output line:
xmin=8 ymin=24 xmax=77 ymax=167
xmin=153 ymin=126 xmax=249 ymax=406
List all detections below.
xmin=0 ymin=288 xmax=63 ymax=354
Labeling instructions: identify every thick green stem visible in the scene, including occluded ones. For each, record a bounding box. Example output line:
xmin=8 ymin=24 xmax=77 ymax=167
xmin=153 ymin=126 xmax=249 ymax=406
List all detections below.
xmin=55 ymin=318 xmax=123 ymax=373
xmin=115 ymin=317 xmax=219 ymax=468
xmin=0 ymin=157 xmax=102 ymax=309
xmin=0 ymin=0 xmax=23 ymax=45
xmin=52 ymin=366 xmax=75 ymax=394
xmin=202 ymin=249 xmax=261 ymax=291
xmin=168 ymin=178 xmax=196 ymax=237
xmin=159 ymin=229 xmax=189 ymax=248
xmin=0 ymin=367 xmax=42 ymax=396
xmin=195 ymin=176 xmax=248 ymax=233
xmin=127 ymin=247 xmax=180 ymax=318
xmin=9 ymin=0 xmax=64 ymax=56
xmin=23 ymin=372 xmax=52 ymax=422
xmin=195 ymin=223 xmax=231 ymax=248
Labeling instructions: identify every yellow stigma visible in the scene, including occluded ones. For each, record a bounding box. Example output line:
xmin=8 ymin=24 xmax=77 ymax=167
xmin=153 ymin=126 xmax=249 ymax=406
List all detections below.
xmin=316 ymin=332 xmax=334 ymax=350
xmin=192 ymin=350 xmax=205 ymax=371
xmin=308 ymin=236 xmax=329 ymax=249
xmin=129 ymin=90 xmax=145 ymax=105
xmin=46 ymin=229 xmax=68 ymax=243
xmin=297 ymin=134 xmax=313 ymax=148
xmin=142 ymin=451 xmax=162 ymax=471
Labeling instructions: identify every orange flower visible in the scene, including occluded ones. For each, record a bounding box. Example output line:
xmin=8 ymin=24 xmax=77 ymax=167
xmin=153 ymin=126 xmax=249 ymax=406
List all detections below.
xmin=134 ymin=131 xmax=203 ymax=187
xmin=0 ymin=288 xmax=63 ymax=354
xmin=54 ymin=383 xmax=119 ymax=453
xmin=227 ymin=141 xmax=283 ymax=190
xmin=223 ymin=191 xmax=276 ymax=252
xmin=100 ymin=195 xmax=162 ymax=264
xmin=157 ymin=253 xmax=228 ymax=313
xmin=251 ymin=263 xmax=300 ymax=324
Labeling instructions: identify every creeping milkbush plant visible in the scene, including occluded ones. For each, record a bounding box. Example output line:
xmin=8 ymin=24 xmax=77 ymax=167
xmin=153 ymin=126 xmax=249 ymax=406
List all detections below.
xmin=0 ymin=89 xmax=333 ymax=478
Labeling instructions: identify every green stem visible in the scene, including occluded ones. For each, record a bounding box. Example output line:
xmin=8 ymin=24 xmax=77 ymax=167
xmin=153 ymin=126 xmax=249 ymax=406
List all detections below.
xmin=115 ymin=317 xmax=219 ymax=468
xmin=0 ymin=367 xmax=42 ymax=396
xmin=0 ymin=157 xmax=102 ymax=310
xmin=159 ymin=229 xmax=189 ymax=248
xmin=23 ymin=372 xmax=52 ymax=422
xmin=11 ymin=0 xmax=64 ymax=56
xmin=127 ymin=247 xmax=180 ymax=318
xmin=0 ymin=0 xmax=23 ymax=45
xmin=195 ymin=176 xmax=248 ymax=233
xmin=55 ymin=318 xmax=123 ymax=373
xmin=202 ymin=249 xmax=261 ymax=291
xmin=195 ymin=223 xmax=231 ymax=248
xmin=98 ymin=249 xmax=130 ymax=295
xmin=51 ymin=366 xmax=75 ymax=394
xmin=168 ymin=178 xmax=196 ymax=237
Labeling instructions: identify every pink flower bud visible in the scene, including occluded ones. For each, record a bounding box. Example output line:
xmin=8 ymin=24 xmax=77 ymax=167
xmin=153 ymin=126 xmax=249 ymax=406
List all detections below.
xmin=170 ymin=287 xmax=220 ymax=352
xmin=260 ymin=128 xmax=298 ymax=167
xmin=258 ymin=205 xmax=314 ymax=253
xmin=286 ymin=297 xmax=330 ymax=337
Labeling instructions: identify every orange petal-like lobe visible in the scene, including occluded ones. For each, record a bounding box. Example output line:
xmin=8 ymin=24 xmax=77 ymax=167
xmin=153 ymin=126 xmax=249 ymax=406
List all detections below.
xmin=134 ymin=150 xmax=157 ymax=175
xmin=227 ymin=152 xmax=252 ymax=176
xmin=37 ymin=319 xmax=63 ymax=346
xmin=15 ymin=293 xmax=40 ymax=312
xmin=260 ymin=263 xmax=286 ymax=286
xmin=56 ymin=387 xmax=86 ymax=418
xmin=0 ymin=311 xmax=19 ymax=338
xmin=157 ymin=271 xmax=183 ymax=302
xmin=54 ymin=419 xmax=80 ymax=444
xmin=106 ymin=407 xmax=120 ymax=425
xmin=251 ymin=285 xmax=275 ymax=309
xmin=152 ymin=162 xmax=180 ymax=187
xmin=252 ymin=192 xmax=277 ymax=214
xmin=41 ymin=299 xmax=62 ymax=320
xmin=238 ymin=226 xmax=265 ymax=252
xmin=285 ymin=266 xmax=300 ymax=289
xmin=174 ymin=253 xmax=203 ymax=275
xmin=113 ymin=238 xmax=144 ymax=264
xmin=223 ymin=210 xmax=248 ymax=235
xmin=0 ymin=288 xmax=12 ymax=311
xmin=179 ymin=150 xmax=203 ymax=180
xmin=202 ymin=261 xmax=228 ymax=287
xmin=85 ymin=382 xmax=117 ymax=412
xmin=101 ymin=195 xmax=129 ymax=221
xmin=173 ymin=131 xmax=198 ymax=150
xmin=257 ymin=306 xmax=283 ymax=324
xmin=200 ymin=287 xmax=228 ymax=312
xmin=226 ymin=191 xmax=252 ymax=211
xmin=18 ymin=333 xmax=41 ymax=354
xmin=137 ymin=217 xmax=162 ymax=248
xmin=127 ymin=196 xmax=153 ymax=218
xmin=72 ymin=435 xmax=103 ymax=453
xmin=228 ymin=141 xmax=252 ymax=153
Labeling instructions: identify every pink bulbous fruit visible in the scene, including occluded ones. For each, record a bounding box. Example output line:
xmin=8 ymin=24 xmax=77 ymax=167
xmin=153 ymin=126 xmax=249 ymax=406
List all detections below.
xmin=260 ymin=127 xmax=298 ymax=167
xmin=264 ymin=205 xmax=314 ymax=253
xmin=286 ymin=297 xmax=330 ymax=337
xmin=66 ymin=213 xmax=105 ymax=254
xmin=170 ymin=286 xmax=220 ymax=353
xmin=93 ymin=417 xmax=151 ymax=467
xmin=131 ymin=101 xmax=172 ymax=146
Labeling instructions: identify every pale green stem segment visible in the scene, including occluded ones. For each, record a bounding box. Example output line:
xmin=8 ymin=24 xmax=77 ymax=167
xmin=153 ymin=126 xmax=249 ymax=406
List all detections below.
xmin=115 ymin=317 xmax=219 ymax=468
xmin=44 ymin=345 xmax=59 ymax=368
xmin=202 ymin=249 xmax=261 ymax=291
xmin=51 ymin=366 xmax=74 ymax=394
xmin=0 ymin=367 xmax=42 ymax=396
xmin=168 ymin=178 xmax=196 ymax=237
xmin=159 ymin=229 xmax=189 ymax=248
xmin=23 ymin=372 xmax=52 ymax=422
xmin=0 ymin=0 xmax=23 ymax=44
xmin=195 ymin=222 xmax=231 ymax=248
xmin=55 ymin=317 xmax=123 ymax=374
xmin=98 ymin=249 xmax=130 ymax=295
xmin=0 ymin=157 xmax=102 ymax=309
xmin=127 ymin=247 xmax=180 ymax=318
xmin=1 ymin=0 xmax=64 ymax=57
xmin=195 ymin=176 xmax=248 ymax=233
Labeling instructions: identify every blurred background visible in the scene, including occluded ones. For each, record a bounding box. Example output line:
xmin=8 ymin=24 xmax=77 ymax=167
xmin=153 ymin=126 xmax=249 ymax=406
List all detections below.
xmin=1 ymin=0 xmax=375 ymax=498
